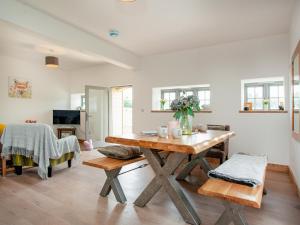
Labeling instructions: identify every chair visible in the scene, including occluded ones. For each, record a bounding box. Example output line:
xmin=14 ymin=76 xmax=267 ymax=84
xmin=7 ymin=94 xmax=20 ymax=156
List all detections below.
xmin=1 ymin=124 xmax=79 ymax=178
xmin=205 ymin=124 xmax=230 ymax=164
xmin=0 ymin=123 xmax=6 ymax=176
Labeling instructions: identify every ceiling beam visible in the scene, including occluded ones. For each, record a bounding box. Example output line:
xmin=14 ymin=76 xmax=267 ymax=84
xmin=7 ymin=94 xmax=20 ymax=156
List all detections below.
xmin=0 ymin=0 xmax=140 ymax=69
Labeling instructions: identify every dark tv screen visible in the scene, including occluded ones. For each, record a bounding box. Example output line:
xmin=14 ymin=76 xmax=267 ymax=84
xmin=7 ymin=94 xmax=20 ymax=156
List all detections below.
xmin=53 ymin=110 xmax=80 ymax=125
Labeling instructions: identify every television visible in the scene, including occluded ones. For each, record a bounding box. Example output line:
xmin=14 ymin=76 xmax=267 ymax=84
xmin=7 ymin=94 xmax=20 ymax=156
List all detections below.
xmin=53 ymin=110 xmax=80 ymax=125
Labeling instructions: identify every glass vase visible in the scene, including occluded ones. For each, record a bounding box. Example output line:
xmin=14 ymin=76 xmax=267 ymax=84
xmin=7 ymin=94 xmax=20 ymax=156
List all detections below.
xmin=179 ymin=113 xmax=193 ymax=135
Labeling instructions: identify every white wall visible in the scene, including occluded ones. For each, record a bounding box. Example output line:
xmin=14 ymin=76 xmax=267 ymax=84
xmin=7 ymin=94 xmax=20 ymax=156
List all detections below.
xmin=0 ymin=54 xmax=70 ymax=125
xmin=70 ymin=64 xmax=136 ymax=93
xmin=70 ymin=34 xmax=290 ymax=165
xmin=70 ymin=93 xmax=86 ymax=140
xmin=289 ymin=0 xmax=300 ymax=187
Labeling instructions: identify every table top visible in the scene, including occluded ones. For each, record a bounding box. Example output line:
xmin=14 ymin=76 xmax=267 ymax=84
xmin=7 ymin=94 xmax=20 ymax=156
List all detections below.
xmin=105 ymin=130 xmax=235 ymax=154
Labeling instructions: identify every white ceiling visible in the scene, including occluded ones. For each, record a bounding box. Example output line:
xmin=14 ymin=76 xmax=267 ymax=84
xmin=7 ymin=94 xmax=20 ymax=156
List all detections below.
xmin=0 ymin=21 xmax=106 ymax=70
xmin=18 ymin=0 xmax=295 ymax=56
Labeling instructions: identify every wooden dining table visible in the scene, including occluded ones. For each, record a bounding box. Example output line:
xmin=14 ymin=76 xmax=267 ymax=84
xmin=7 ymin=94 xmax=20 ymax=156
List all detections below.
xmin=105 ymin=130 xmax=235 ymax=225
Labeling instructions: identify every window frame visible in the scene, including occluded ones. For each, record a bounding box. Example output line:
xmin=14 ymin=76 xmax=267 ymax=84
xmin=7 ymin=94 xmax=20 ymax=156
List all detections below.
xmin=244 ymin=81 xmax=284 ymax=110
xmin=161 ymin=86 xmax=210 ymax=110
xmin=80 ymin=95 xmax=86 ymax=110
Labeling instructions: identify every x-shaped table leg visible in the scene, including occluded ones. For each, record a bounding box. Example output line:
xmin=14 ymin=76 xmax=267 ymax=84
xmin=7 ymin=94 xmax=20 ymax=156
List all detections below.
xmin=215 ymin=202 xmax=249 ymax=225
xmin=176 ymin=151 xmax=213 ymax=181
xmin=100 ymin=168 xmax=127 ymax=204
xmin=134 ymin=148 xmax=202 ymax=225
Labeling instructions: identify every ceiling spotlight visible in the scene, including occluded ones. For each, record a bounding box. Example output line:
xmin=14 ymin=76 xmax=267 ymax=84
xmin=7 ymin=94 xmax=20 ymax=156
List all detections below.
xmin=120 ymin=0 xmax=136 ymax=2
xmin=109 ymin=29 xmax=120 ymax=37
xmin=45 ymin=56 xmax=59 ymax=68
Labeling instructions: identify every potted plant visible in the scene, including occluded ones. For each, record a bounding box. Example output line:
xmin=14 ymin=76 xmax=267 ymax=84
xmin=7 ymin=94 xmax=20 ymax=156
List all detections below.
xmin=170 ymin=95 xmax=200 ymax=135
xmin=160 ymin=98 xmax=166 ymax=110
xmin=279 ymin=102 xmax=284 ymax=111
xmin=263 ymin=99 xmax=269 ymax=111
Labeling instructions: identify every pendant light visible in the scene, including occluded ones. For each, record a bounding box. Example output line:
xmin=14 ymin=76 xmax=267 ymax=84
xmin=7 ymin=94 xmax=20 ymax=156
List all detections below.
xmin=45 ymin=56 xmax=59 ymax=68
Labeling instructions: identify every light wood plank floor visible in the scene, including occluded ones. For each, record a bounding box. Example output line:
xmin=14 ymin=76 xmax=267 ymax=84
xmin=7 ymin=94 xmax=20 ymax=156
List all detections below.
xmin=0 ymin=150 xmax=299 ymax=225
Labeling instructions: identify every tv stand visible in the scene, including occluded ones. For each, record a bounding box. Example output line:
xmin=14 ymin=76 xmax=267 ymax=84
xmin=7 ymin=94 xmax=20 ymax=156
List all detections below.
xmin=57 ymin=127 xmax=76 ymax=139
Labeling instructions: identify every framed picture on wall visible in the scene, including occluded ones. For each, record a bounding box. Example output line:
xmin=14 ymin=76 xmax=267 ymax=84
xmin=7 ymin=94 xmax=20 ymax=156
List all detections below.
xmin=8 ymin=76 xmax=32 ymax=99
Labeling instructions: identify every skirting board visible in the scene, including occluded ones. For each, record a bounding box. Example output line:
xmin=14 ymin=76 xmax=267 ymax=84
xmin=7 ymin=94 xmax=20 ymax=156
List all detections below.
xmin=267 ymin=163 xmax=300 ymax=198
xmin=289 ymin=167 xmax=300 ymax=198
xmin=267 ymin=163 xmax=289 ymax=173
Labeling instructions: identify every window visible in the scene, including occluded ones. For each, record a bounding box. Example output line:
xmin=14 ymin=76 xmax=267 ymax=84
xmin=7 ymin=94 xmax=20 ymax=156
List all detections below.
xmin=245 ymin=85 xmax=263 ymax=110
xmin=162 ymin=91 xmax=176 ymax=109
xmin=180 ymin=90 xmax=194 ymax=97
xmin=269 ymin=84 xmax=284 ymax=110
xmin=81 ymin=95 xmax=86 ymax=110
xmin=242 ymin=78 xmax=285 ymax=110
xmin=111 ymin=86 xmax=133 ymax=136
xmin=70 ymin=93 xmax=85 ymax=110
xmin=159 ymin=85 xmax=210 ymax=110
xmin=198 ymin=89 xmax=210 ymax=107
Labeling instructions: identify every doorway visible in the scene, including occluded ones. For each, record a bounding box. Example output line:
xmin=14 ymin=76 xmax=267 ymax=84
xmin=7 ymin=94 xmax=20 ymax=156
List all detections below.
xmin=111 ymin=86 xmax=133 ymax=136
xmin=85 ymin=86 xmax=109 ymax=142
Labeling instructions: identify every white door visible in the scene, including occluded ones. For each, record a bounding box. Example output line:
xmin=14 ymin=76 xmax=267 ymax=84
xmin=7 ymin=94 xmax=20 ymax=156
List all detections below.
xmin=85 ymin=86 xmax=109 ymax=142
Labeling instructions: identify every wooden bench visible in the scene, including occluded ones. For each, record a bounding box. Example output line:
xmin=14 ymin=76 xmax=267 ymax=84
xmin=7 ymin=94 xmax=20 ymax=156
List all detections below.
xmin=198 ymin=173 xmax=265 ymax=225
xmin=83 ymin=156 xmax=145 ymax=203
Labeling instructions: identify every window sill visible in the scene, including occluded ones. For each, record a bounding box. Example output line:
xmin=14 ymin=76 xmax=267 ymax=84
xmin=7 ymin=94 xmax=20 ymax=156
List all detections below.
xmin=239 ymin=110 xmax=288 ymax=113
xmin=151 ymin=110 xmax=212 ymax=113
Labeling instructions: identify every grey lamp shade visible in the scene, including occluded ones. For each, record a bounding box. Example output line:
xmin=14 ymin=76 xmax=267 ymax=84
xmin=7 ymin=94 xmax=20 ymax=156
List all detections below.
xmin=45 ymin=56 xmax=59 ymax=68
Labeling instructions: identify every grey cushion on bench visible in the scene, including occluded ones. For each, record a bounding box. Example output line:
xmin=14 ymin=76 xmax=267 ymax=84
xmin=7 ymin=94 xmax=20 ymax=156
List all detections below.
xmin=208 ymin=153 xmax=267 ymax=187
xmin=97 ymin=145 xmax=142 ymax=160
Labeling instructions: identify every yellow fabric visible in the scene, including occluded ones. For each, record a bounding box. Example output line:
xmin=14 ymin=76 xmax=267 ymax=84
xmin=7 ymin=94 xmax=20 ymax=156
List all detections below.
xmin=0 ymin=124 xmax=6 ymax=136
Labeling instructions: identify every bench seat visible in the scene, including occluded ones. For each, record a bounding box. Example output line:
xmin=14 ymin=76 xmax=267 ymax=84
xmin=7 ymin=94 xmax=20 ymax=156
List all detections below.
xmin=83 ymin=156 xmax=146 ymax=203
xmin=83 ymin=156 xmax=145 ymax=171
xmin=198 ymin=178 xmax=264 ymax=209
xmin=198 ymin=154 xmax=266 ymax=225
